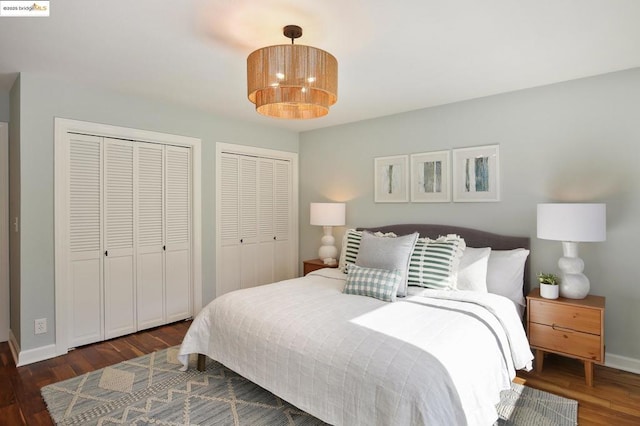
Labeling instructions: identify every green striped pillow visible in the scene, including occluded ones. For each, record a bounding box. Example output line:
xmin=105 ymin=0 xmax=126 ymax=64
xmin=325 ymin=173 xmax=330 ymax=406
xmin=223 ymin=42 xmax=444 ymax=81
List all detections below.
xmin=338 ymin=229 xmax=396 ymax=273
xmin=408 ymin=235 xmax=466 ymax=290
xmin=344 ymin=264 xmax=403 ymax=302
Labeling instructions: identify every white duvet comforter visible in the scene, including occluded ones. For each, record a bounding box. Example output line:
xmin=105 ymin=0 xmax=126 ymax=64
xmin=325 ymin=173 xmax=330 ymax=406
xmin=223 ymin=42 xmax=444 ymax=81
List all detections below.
xmin=179 ymin=269 xmax=533 ymax=426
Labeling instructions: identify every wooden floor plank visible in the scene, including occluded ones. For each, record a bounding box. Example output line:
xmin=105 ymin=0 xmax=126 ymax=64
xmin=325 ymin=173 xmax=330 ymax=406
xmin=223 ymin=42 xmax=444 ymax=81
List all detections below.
xmin=0 ymin=403 xmax=27 ymax=425
xmin=0 ymin=322 xmax=638 ymax=425
xmin=517 ymin=353 xmax=640 ymax=424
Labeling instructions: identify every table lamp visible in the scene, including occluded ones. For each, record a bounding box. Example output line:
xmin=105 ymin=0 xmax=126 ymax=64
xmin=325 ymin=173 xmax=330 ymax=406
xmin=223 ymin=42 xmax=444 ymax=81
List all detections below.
xmin=537 ymin=203 xmax=606 ymax=299
xmin=310 ymin=202 xmax=346 ymax=265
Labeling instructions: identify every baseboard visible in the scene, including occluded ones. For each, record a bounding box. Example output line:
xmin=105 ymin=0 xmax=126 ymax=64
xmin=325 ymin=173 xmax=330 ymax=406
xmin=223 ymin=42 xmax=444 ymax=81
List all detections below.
xmin=605 ymin=352 xmax=640 ymax=375
xmin=9 ymin=330 xmax=58 ymax=367
xmin=8 ymin=329 xmax=19 ymax=365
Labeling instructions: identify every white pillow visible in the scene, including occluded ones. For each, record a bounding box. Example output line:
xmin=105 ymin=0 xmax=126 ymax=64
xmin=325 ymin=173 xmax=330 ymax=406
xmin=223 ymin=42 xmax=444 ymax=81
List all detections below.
xmin=486 ymin=248 xmax=530 ymax=308
xmin=456 ymin=247 xmax=491 ymax=292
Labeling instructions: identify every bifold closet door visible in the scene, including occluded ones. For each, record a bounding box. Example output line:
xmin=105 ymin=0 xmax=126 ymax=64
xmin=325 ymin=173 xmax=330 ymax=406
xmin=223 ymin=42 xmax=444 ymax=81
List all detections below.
xmin=136 ymin=144 xmax=192 ymax=328
xmin=218 ymin=153 xmax=293 ymax=297
xmin=103 ymin=138 xmax=136 ymax=340
xmin=219 ymin=154 xmax=241 ymax=296
xmin=239 ymin=156 xmax=259 ymax=289
xmin=165 ymin=145 xmax=191 ymax=323
xmin=256 ymin=159 xmax=275 ymax=285
xmin=136 ymin=142 xmax=165 ymax=330
xmin=273 ymin=159 xmax=292 ymax=282
xmin=218 ymin=154 xmax=260 ymax=293
xmin=66 ymin=133 xmax=193 ymax=346
xmin=256 ymin=159 xmax=292 ymax=284
xmin=68 ymin=134 xmax=104 ymax=347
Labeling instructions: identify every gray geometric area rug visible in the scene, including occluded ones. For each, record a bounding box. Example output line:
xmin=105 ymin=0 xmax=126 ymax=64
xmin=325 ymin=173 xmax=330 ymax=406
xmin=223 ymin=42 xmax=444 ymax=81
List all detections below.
xmin=496 ymin=382 xmax=577 ymax=426
xmin=42 ymin=346 xmax=577 ymax=426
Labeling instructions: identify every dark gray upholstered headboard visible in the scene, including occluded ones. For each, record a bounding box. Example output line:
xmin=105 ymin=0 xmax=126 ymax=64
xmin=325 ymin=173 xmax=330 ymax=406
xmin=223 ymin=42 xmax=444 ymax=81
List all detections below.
xmin=359 ymin=224 xmax=531 ymax=296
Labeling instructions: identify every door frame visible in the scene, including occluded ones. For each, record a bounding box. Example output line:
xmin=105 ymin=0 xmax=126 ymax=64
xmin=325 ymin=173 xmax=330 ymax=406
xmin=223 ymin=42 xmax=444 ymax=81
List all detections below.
xmin=215 ymin=142 xmax=299 ymax=298
xmin=54 ymin=118 xmax=202 ymax=356
xmin=0 ymin=122 xmax=8 ymax=342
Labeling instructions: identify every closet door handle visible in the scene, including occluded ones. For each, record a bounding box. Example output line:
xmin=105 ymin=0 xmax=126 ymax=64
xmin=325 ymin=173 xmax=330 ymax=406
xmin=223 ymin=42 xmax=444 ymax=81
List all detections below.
xmin=240 ymin=238 xmax=243 ymax=243
xmin=163 ymin=245 xmax=166 ymax=251
xmin=104 ymin=250 xmax=108 ymax=256
xmin=273 ymin=236 xmax=276 ymax=240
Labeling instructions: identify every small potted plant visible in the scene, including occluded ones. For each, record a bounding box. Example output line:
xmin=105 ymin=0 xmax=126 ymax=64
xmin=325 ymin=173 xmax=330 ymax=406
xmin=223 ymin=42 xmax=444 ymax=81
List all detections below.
xmin=538 ymin=273 xmax=560 ymax=299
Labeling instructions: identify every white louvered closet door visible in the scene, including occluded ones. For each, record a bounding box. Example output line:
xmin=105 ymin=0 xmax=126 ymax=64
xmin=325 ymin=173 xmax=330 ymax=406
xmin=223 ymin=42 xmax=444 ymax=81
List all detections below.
xmin=136 ymin=142 xmax=165 ymax=330
xmin=219 ymin=154 xmax=241 ymax=296
xmin=273 ymin=159 xmax=293 ymax=282
xmin=239 ymin=156 xmax=259 ymax=289
xmin=103 ymin=138 xmax=136 ymax=339
xmin=165 ymin=145 xmax=192 ymax=322
xmin=256 ymin=159 xmax=275 ymax=285
xmin=218 ymin=152 xmax=294 ymax=297
xmin=68 ymin=134 xmax=104 ymax=347
xmin=64 ymin=131 xmax=195 ymax=349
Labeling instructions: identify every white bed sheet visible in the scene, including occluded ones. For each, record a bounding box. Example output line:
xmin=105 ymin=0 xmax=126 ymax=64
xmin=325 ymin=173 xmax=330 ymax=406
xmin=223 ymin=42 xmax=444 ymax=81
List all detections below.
xmin=179 ymin=268 xmax=533 ymax=426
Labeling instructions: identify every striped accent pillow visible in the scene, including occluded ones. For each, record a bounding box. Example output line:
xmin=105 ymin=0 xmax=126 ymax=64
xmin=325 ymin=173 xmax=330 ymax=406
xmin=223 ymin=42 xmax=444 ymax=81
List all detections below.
xmin=344 ymin=264 xmax=403 ymax=302
xmin=338 ymin=229 xmax=396 ymax=273
xmin=339 ymin=229 xmax=362 ymax=272
xmin=408 ymin=234 xmax=466 ymax=290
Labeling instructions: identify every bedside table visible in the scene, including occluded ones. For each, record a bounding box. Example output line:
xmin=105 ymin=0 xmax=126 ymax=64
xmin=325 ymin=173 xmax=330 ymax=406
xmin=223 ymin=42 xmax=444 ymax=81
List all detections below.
xmin=303 ymin=259 xmax=339 ymax=276
xmin=526 ymin=288 xmax=605 ymax=386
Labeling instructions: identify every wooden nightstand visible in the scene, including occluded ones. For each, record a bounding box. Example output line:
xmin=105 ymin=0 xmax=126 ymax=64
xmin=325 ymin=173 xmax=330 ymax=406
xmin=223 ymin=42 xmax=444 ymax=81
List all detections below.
xmin=526 ymin=288 xmax=605 ymax=386
xmin=303 ymin=259 xmax=339 ymax=276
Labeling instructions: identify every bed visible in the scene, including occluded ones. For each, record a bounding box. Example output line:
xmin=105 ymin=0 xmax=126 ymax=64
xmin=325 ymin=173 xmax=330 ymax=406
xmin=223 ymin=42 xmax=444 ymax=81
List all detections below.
xmin=179 ymin=224 xmax=534 ymax=426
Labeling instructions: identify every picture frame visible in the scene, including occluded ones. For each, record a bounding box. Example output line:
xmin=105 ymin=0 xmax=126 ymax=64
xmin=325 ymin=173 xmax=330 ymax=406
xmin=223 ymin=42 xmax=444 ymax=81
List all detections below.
xmin=410 ymin=150 xmax=451 ymax=202
xmin=374 ymin=155 xmax=409 ymax=203
xmin=452 ymin=144 xmax=500 ymax=202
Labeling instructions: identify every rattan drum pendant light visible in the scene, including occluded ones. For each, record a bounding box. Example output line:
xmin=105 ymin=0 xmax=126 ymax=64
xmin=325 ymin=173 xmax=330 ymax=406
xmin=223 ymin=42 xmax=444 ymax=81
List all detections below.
xmin=247 ymin=25 xmax=338 ymax=119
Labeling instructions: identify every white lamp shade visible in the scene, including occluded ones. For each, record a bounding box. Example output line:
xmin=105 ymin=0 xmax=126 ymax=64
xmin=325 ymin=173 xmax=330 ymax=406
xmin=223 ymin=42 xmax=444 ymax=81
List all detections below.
xmin=310 ymin=203 xmax=346 ymax=226
xmin=537 ymin=203 xmax=606 ymax=242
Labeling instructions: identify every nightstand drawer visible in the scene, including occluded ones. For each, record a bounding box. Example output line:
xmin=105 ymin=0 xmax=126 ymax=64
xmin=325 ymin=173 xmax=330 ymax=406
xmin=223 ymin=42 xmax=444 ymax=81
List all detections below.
xmin=529 ymin=299 xmax=601 ymax=335
xmin=529 ymin=323 xmax=602 ymax=362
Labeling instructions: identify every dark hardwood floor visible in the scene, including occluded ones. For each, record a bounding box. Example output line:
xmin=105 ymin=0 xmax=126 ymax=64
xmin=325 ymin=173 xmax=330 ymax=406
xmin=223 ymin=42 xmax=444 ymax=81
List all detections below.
xmin=0 ymin=321 xmax=190 ymax=425
xmin=1 ymin=321 xmax=639 ymax=425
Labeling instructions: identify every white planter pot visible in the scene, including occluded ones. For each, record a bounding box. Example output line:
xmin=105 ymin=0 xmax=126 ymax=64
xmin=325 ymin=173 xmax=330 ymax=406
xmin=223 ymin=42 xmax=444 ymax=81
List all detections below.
xmin=540 ymin=283 xmax=559 ymax=299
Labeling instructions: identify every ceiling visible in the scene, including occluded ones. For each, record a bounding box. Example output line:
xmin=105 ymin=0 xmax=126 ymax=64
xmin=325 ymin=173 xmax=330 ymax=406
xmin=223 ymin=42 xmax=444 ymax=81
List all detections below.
xmin=1 ymin=0 xmax=639 ymax=132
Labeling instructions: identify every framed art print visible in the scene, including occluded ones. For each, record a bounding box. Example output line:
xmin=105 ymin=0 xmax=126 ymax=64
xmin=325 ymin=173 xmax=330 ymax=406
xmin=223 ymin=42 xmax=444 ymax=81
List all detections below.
xmin=374 ymin=155 xmax=409 ymax=202
xmin=452 ymin=145 xmax=500 ymax=202
xmin=410 ymin=150 xmax=450 ymax=202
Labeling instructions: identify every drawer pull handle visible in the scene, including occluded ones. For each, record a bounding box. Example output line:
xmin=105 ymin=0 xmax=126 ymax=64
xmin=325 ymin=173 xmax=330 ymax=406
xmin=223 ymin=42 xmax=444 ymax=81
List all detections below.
xmin=552 ymin=324 xmax=574 ymax=333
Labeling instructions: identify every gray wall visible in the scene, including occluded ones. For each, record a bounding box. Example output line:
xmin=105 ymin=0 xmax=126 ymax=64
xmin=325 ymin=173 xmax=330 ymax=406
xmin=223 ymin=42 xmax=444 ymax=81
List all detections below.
xmin=0 ymin=91 xmax=9 ymax=122
xmin=299 ymin=68 xmax=640 ymax=362
xmin=15 ymin=72 xmax=298 ymax=351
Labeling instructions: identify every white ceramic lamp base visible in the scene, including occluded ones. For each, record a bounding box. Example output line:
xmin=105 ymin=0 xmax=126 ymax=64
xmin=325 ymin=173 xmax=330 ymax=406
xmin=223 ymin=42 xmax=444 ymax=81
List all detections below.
xmin=318 ymin=226 xmax=338 ymax=265
xmin=558 ymin=241 xmax=590 ymax=299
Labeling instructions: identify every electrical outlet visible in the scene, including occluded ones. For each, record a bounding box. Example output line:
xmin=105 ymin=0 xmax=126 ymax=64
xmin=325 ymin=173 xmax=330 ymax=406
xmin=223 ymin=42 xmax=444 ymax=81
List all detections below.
xmin=35 ymin=318 xmax=47 ymax=335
